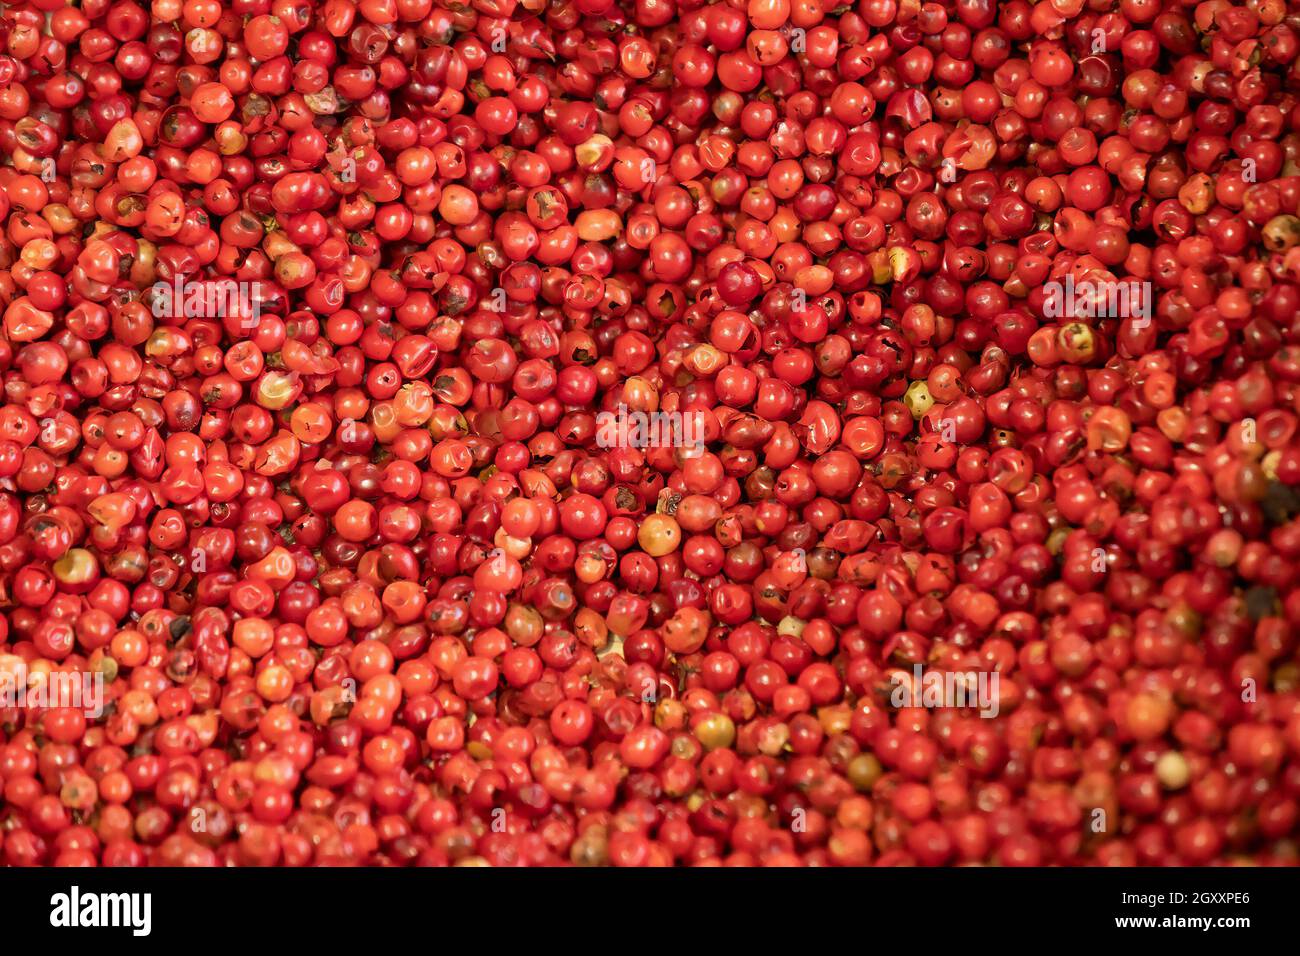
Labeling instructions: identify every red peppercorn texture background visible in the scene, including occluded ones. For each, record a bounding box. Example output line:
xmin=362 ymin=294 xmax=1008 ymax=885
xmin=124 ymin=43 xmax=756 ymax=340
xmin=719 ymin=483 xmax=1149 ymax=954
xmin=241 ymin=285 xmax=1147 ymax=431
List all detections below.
xmin=0 ymin=0 xmax=1299 ymax=867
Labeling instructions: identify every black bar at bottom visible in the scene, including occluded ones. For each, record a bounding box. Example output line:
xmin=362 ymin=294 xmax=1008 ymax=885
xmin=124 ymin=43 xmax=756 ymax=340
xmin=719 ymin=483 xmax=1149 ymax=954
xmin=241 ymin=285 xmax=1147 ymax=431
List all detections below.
xmin=0 ymin=865 xmax=1279 ymax=943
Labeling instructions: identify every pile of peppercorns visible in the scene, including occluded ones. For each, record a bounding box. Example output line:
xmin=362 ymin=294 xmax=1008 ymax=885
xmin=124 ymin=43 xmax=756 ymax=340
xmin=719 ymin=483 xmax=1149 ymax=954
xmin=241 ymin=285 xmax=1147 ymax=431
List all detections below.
xmin=0 ymin=0 xmax=1299 ymax=866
